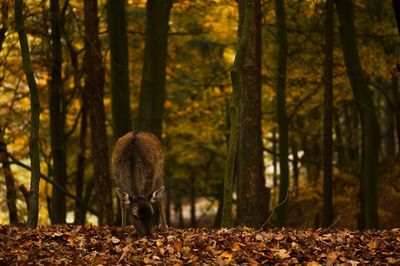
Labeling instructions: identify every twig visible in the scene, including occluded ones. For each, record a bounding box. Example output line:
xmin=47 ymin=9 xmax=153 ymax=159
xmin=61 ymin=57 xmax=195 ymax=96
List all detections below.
xmin=327 ymin=215 xmax=341 ymax=230
xmin=0 ymin=146 xmax=97 ymax=215
xmin=259 ymin=189 xmax=289 ymax=229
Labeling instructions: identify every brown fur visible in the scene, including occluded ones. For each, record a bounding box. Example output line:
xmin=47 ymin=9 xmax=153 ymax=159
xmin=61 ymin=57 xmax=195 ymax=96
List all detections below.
xmin=112 ymin=131 xmax=167 ymax=235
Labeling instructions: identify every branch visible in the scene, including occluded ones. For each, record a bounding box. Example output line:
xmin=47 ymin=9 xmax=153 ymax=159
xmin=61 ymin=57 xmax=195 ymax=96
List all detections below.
xmin=0 ymin=146 xmax=97 ymax=215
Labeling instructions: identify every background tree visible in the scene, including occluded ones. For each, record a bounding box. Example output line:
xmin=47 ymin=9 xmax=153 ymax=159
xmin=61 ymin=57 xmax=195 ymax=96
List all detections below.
xmin=107 ymin=0 xmax=131 ymax=140
xmin=275 ymin=0 xmax=290 ymax=227
xmin=233 ymin=0 xmax=269 ymax=227
xmin=322 ymin=0 xmax=334 ymax=227
xmin=136 ymin=0 xmax=173 ymax=138
xmin=84 ymin=0 xmax=113 ymax=225
xmin=15 ymin=0 xmax=41 ymax=227
xmin=335 ymin=0 xmax=380 ymax=229
xmin=49 ymin=0 xmax=67 ymax=224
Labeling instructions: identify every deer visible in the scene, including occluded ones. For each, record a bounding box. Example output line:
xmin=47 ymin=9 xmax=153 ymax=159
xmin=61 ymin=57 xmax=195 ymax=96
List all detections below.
xmin=112 ymin=131 xmax=167 ymax=236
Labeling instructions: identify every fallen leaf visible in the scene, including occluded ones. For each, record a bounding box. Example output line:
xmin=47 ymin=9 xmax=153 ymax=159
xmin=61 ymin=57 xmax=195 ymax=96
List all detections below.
xmin=111 ymin=236 xmax=120 ymax=244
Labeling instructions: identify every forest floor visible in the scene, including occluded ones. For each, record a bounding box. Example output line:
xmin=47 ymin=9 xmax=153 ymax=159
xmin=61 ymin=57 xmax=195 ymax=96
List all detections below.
xmin=0 ymin=225 xmax=399 ymax=265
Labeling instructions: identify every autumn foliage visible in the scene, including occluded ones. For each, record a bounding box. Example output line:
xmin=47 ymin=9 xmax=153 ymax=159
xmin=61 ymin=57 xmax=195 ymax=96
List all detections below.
xmin=1 ymin=225 xmax=399 ymax=265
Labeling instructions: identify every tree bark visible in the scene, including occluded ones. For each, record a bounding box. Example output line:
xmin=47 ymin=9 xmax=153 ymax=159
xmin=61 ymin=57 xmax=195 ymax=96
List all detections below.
xmin=0 ymin=0 xmax=9 ymax=51
xmin=136 ymin=0 xmax=173 ymax=139
xmin=189 ymin=173 xmax=196 ymax=227
xmin=84 ymin=0 xmax=113 ymax=225
xmin=275 ymin=0 xmax=290 ymax=227
xmin=49 ymin=0 xmax=67 ymax=224
xmin=74 ymin=100 xmax=87 ymax=225
xmin=322 ymin=0 xmax=334 ymax=227
xmin=390 ymin=75 xmax=400 ymax=153
xmin=0 ymin=138 xmax=19 ymax=224
xmin=15 ymin=0 xmax=41 ymax=228
xmin=107 ymin=0 xmax=131 ymax=141
xmin=335 ymin=0 xmax=380 ymax=229
xmin=234 ymin=0 xmax=269 ymax=228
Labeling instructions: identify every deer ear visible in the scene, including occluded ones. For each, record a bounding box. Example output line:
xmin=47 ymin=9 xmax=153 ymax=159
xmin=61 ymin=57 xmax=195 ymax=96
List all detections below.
xmin=151 ymin=186 xmax=165 ymax=203
xmin=116 ymin=187 xmax=131 ymax=205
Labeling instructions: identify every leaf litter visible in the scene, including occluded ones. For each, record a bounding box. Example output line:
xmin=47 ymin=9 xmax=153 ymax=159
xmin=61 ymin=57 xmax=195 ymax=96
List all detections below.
xmin=0 ymin=225 xmax=399 ymax=265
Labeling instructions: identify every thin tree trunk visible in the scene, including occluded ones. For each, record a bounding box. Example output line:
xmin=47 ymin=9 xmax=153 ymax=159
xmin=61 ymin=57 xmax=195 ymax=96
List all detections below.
xmin=15 ymin=0 xmax=41 ymax=228
xmin=49 ymin=0 xmax=67 ymax=224
xmin=74 ymin=100 xmax=87 ymax=225
xmin=322 ymin=0 xmax=334 ymax=227
xmin=334 ymin=109 xmax=346 ymax=167
xmin=275 ymin=0 xmax=290 ymax=227
xmin=335 ymin=0 xmax=380 ymax=229
xmin=84 ymin=0 xmax=113 ymax=225
xmin=291 ymin=143 xmax=299 ymax=198
xmin=272 ymin=129 xmax=278 ymax=187
xmin=190 ymin=173 xmax=196 ymax=227
xmin=0 ymin=138 xmax=19 ymax=224
xmin=136 ymin=0 xmax=172 ymax=138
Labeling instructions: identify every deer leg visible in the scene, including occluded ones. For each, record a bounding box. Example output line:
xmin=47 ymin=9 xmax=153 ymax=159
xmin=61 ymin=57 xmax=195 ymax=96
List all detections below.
xmin=116 ymin=187 xmax=129 ymax=227
xmin=158 ymin=197 xmax=168 ymax=230
xmin=120 ymin=199 xmax=126 ymax=227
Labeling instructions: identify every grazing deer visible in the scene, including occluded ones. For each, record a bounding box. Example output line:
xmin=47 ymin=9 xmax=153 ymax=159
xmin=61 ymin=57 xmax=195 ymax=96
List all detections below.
xmin=112 ymin=131 xmax=167 ymax=236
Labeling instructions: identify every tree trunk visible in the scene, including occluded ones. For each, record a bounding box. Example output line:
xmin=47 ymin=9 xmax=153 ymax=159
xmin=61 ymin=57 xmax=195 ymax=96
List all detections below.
xmin=49 ymin=0 xmax=67 ymax=224
xmin=390 ymin=75 xmax=400 ymax=153
xmin=74 ymin=100 xmax=87 ymax=225
xmin=190 ymin=173 xmax=196 ymax=227
xmin=383 ymin=79 xmax=396 ymax=157
xmin=335 ymin=0 xmax=380 ymax=229
xmin=322 ymin=0 xmax=334 ymax=227
xmin=107 ymin=0 xmax=131 ymax=226
xmin=15 ymin=0 xmax=41 ymax=228
xmin=291 ymin=143 xmax=299 ymax=198
xmin=136 ymin=0 xmax=172 ymax=139
xmin=393 ymin=0 xmax=400 ymax=35
xmin=107 ymin=0 xmax=131 ymax=141
xmin=84 ymin=0 xmax=113 ymax=225
xmin=275 ymin=0 xmax=290 ymax=227
xmin=234 ymin=0 xmax=269 ymax=228
xmin=0 ymin=138 xmax=19 ymax=224
xmin=0 ymin=0 xmax=9 ymax=51
xmin=272 ymin=129 xmax=278 ymax=187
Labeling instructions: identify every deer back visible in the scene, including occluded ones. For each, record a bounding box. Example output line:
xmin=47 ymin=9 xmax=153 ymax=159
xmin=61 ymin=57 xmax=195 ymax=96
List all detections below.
xmin=112 ymin=131 xmax=164 ymax=198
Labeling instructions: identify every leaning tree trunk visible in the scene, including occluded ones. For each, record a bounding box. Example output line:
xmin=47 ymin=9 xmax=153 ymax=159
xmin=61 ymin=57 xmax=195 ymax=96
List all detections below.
xmin=84 ymin=0 xmax=113 ymax=225
xmin=15 ymin=0 xmax=41 ymax=228
xmin=322 ymin=0 xmax=334 ymax=228
xmin=136 ymin=0 xmax=173 ymax=139
xmin=234 ymin=0 xmax=269 ymax=228
xmin=335 ymin=0 xmax=380 ymax=229
xmin=275 ymin=0 xmax=290 ymax=227
xmin=49 ymin=0 xmax=67 ymax=224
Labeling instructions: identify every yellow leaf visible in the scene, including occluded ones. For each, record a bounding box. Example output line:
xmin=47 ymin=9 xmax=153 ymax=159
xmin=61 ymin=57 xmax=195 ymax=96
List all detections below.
xmin=276 ymin=249 xmax=290 ymax=259
xmin=306 ymin=262 xmax=321 ymax=266
xmin=274 ymin=233 xmax=285 ymax=241
xmin=219 ymin=251 xmax=233 ymax=261
xmin=367 ymin=242 xmax=377 ymax=249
